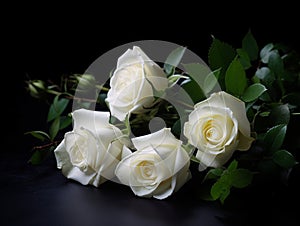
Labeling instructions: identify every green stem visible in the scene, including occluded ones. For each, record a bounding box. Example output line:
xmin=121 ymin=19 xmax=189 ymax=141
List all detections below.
xmin=95 ymin=85 xmax=109 ymax=92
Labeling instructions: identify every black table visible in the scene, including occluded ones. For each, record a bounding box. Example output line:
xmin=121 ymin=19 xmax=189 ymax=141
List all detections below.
xmin=1 ymin=150 xmax=299 ymax=226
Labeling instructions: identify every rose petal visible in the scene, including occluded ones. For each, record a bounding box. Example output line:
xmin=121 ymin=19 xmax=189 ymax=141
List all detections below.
xmin=206 ymin=92 xmax=251 ymax=138
xmin=72 ymin=109 xmax=110 ymax=134
xmin=65 ymin=166 xmax=97 ymax=186
xmin=132 ymin=128 xmax=181 ymax=152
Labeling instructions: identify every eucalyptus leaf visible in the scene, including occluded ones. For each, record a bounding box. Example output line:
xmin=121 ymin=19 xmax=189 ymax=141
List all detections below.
xmin=258 ymin=159 xmax=280 ymax=174
xmin=269 ymin=104 xmax=290 ymax=126
xmin=264 ymin=124 xmax=287 ymax=153
xmin=164 ymin=46 xmax=186 ymax=75
xmin=260 ymin=43 xmax=274 ymax=63
xmin=242 ymin=30 xmax=259 ymax=61
xmin=49 ymin=117 xmax=61 ymax=140
xmin=225 ymin=58 xmax=248 ymax=96
xmin=268 ymin=51 xmax=284 ymax=76
xmin=47 ymin=97 xmax=70 ymax=122
xmin=242 ymin=83 xmax=267 ymax=102
xmin=255 ymin=67 xmax=275 ymax=87
xmin=273 ymin=150 xmax=297 ymax=169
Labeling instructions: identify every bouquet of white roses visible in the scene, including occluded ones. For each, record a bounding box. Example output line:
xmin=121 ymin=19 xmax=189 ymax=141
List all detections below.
xmin=25 ymin=31 xmax=300 ymax=203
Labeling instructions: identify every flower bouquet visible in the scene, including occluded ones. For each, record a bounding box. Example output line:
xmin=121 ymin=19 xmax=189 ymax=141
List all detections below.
xmin=25 ymin=31 xmax=300 ymax=203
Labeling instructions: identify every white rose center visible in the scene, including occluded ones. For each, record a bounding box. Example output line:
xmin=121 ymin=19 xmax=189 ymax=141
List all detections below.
xmin=137 ymin=161 xmax=156 ymax=180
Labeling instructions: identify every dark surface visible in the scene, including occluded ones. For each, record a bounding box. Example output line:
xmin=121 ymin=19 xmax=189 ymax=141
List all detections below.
xmin=5 ymin=8 xmax=300 ymax=226
xmin=1 ymin=150 xmax=300 ymax=226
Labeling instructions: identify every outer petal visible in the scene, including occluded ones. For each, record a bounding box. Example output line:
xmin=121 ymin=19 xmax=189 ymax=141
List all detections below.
xmin=117 ymin=46 xmax=152 ymax=68
xmin=114 ymin=146 xmax=133 ymax=186
xmin=65 ymin=166 xmax=97 ymax=186
xmin=72 ymin=109 xmax=110 ymax=133
xmin=132 ymin=128 xmax=181 ymax=152
xmin=54 ymin=139 xmax=68 ymax=169
xmin=205 ymin=91 xmax=251 ymax=138
xmin=54 ymin=138 xmax=98 ymax=186
xmin=196 ymin=142 xmax=237 ymax=171
xmin=237 ymin=132 xmax=255 ymax=151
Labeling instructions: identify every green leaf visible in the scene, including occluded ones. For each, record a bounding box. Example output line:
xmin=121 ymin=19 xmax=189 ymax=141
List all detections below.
xmin=24 ymin=131 xmax=50 ymax=141
xmin=29 ymin=146 xmax=55 ymax=165
xmin=171 ymin=119 xmax=181 ymax=138
xmin=164 ymin=46 xmax=186 ymax=75
xmin=98 ymin=93 xmax=108 ymax=107
xmin=242 ymin=83 xmax=267 ymax=102
xmin=49 ymin=117 xmax=60 ymax=140
xmin=47 ymin=96 xmax=70 ymax=122
xmin=260 ymin=43 xmax=274 ymax=63
xmin=268 ymin=51 xmax=284 ymax=76
xmin=208 ymin=38 xmax=236 ymax=71
xmin=273 ymin=150 xmax=297 ymax=169
xmin=182 ymin=63 xmax=210 ymax=102
xmin=264 ymin=124 xmax=287 ymax=153
xmin=242 ymin=30 xmax=259 ymax=61
xmin=220 ymin=188 xmax=230 ymax=204
xmin=255 ymin=67 xmax=275 ymax=86
xmin=269 ymin=104 xmax=290 ymax=126
xmin=237 ymin=48 xmax=251 ymax=69
xmin=203 ymin=168 xmax=224 ymax=181
xmin=29 ymin=150 xmax=44 ymax=165
xmin=227 ymin=159 xmax=238 ymax=172
xmin=59 ymin=115 xmax=73 ymax=130
xmin=181 ymin=78 xmax=205 ymax=103
xmin=225 ymin=58 xmax=248 ymax=96
xmin=231 ymin=169 xmax=253 ymax=188
xmin=258 ymin=159 xmax=280 ymax=174
xmin=211 ymin=181 xmax=230 ymax=203
xmin=203 ymin=69 xmax=221 ymax=95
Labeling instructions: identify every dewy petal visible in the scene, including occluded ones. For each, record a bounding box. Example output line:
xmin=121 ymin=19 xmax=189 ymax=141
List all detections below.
xmin=72 ymin=109 xmax=110 ymax=134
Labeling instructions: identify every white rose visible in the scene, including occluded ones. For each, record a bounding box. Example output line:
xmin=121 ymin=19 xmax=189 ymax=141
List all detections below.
xmin=54 ymin=109 xmax=130 ymax=187
xmin=106 ymin=46 xmax=168 ymax=121
xmin=115 ymin=128 xmax=191 ymax=200
xmin=184 ymin=91 xmax=254 ymax=171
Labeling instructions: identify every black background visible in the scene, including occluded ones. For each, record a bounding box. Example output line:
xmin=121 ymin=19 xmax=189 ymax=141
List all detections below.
xmin=3 ymin=4 xmax=300 ymax=226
